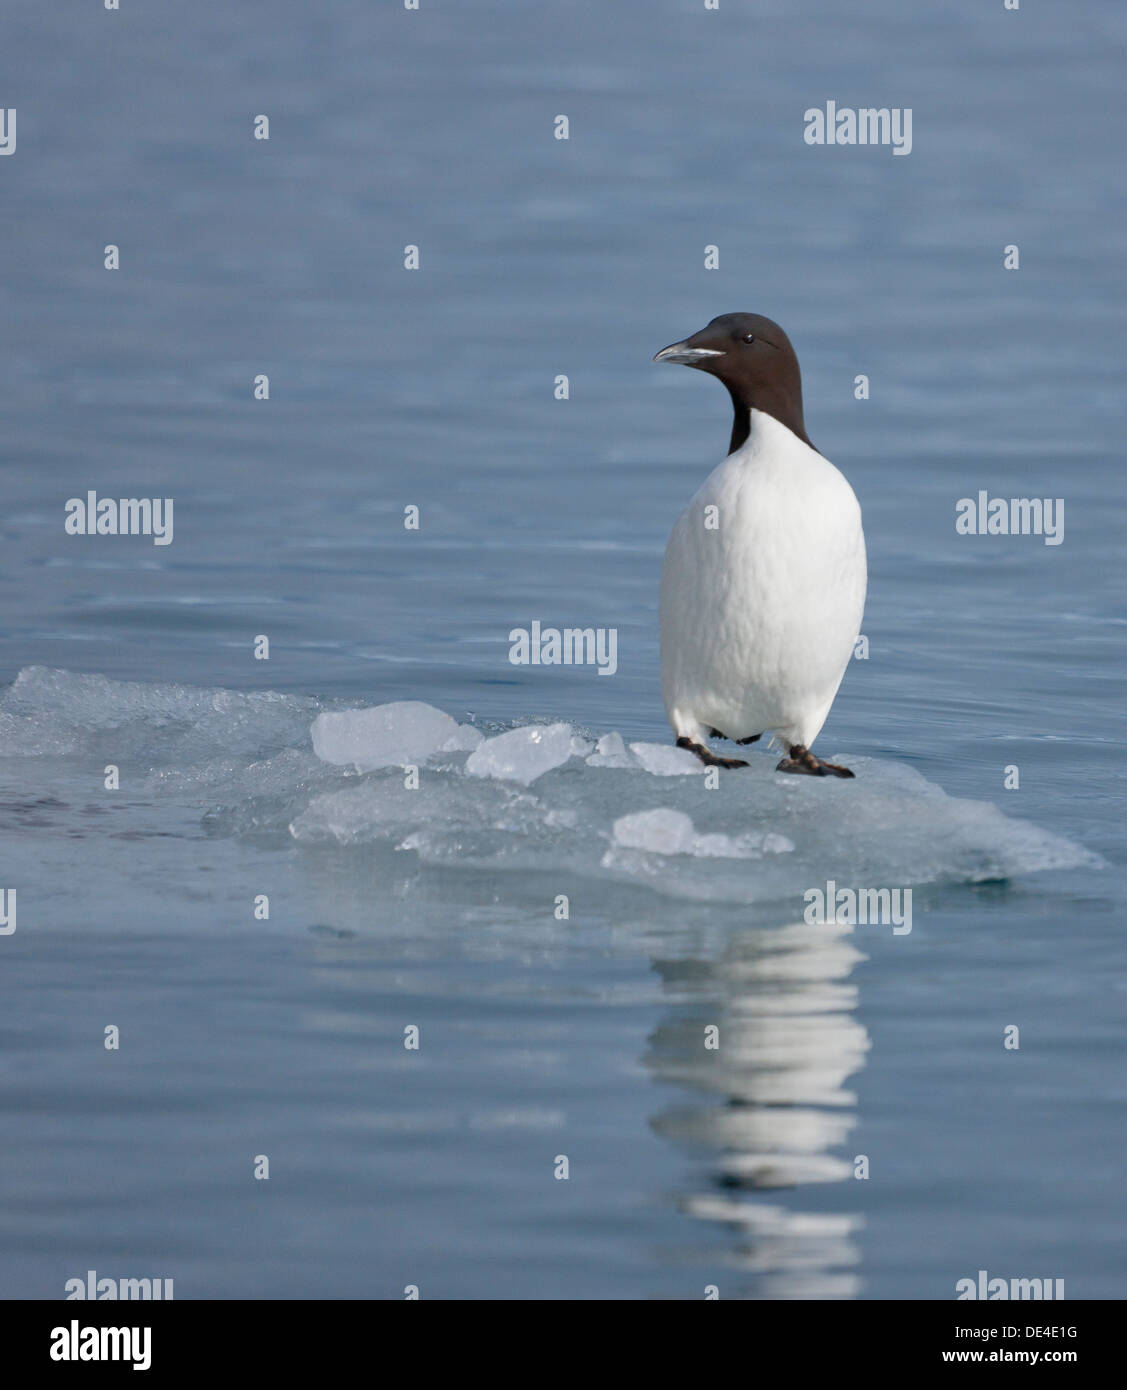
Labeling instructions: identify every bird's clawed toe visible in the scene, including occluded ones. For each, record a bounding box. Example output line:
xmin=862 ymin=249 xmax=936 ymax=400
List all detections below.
xmin=775 ymin=744 xmax=855 ymax=779
xmin=677 ymin=737 xmax=748 ymax=769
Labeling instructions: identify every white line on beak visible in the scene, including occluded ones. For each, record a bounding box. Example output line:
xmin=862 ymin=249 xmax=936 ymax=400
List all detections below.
xmin=653 ymin=344 xmax=726 ymax=365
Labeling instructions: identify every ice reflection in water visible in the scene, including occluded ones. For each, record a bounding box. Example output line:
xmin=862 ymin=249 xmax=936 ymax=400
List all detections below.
xmin=645 ymin=921 xmax=869 ymax=1298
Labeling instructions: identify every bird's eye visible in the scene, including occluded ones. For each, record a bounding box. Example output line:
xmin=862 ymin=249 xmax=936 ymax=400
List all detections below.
xmin=742 ymin=333 xmax=755 ymax=344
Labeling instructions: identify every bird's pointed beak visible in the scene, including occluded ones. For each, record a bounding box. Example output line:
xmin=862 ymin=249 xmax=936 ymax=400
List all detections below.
xmin=653 ymin=341 xmax=725 ymax=365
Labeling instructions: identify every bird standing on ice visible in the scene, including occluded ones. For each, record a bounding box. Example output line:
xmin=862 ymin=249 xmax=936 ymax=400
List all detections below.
xmin=654 ymin=312 xmax=866 ymax=777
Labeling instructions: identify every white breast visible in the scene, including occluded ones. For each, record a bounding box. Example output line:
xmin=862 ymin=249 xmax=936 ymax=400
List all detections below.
xmin=659 ymin=409 xmax=866 ymax=751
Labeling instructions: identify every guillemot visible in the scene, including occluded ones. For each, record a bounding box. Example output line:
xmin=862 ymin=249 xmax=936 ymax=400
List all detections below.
xmin=654 ymin=312 xmax=866 ymax=777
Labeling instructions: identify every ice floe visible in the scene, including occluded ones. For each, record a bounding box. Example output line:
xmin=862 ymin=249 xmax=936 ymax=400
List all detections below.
xmin=0 ymin=672 xmax=1103 ymax=907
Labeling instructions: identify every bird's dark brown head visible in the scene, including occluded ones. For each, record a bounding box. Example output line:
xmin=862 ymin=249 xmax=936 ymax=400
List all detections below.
xmin=653 ymin=312 xmax=813 ymax=454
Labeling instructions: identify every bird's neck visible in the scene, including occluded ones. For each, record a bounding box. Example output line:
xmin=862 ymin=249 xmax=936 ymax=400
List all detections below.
xmin=726 ymin=386 xmax=814 ymax=455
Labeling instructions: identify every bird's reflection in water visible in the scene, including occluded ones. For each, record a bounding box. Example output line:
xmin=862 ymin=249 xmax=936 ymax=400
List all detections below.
xmin=645 ymin=919 xmax=870 ymax=1298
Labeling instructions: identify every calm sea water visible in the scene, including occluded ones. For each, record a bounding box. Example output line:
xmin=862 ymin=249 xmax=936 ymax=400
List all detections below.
xmin=1 ymin=1 xmax=1125 ymax=1299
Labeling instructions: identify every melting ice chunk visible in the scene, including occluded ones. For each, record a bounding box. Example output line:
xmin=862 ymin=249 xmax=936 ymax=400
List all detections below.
xmin=613 ymin=808 xmax=697 ymax=855
xmin=311 ymin=701 xmax=461 ymax=772
xmin=629 ymin=742 xmax=702 ymax=776
xmin=762 ymin=833 xmax=797 ymax=855
xmin=611 ymin=809 xmax=796 ymax=860
xmin=585 ymin=731 xmax=634 ymax=769
xmin=465 ymin=723 xmax=581 ymax=787
xmin=440 ymin=724 xmax=485 ymax=753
